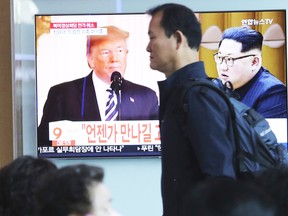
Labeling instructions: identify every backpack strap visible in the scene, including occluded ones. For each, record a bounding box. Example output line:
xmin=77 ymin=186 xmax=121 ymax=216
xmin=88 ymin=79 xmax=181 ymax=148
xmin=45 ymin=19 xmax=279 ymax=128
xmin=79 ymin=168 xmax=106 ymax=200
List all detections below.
xmin=179 ymin=78 xmax=243 ymax=177
xmin=212 ymin=78 xmax=240 ymax=100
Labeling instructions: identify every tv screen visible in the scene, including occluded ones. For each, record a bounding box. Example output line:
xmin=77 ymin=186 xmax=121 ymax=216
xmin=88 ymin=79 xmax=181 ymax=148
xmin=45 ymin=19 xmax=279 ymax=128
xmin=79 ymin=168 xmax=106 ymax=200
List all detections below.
xmin=35 ymin=10 xmax=287 ymax=158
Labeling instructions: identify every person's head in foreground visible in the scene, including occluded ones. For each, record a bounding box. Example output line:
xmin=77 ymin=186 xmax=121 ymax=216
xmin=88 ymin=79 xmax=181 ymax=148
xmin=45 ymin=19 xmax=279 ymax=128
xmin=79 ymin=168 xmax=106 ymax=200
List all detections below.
xmin=35 ymin=164 xmax=121 ymax=216
xmin=180 ymin=176 xmax=276 ymax=216
xmin=0 ymin=155 xmax=57 ymax=216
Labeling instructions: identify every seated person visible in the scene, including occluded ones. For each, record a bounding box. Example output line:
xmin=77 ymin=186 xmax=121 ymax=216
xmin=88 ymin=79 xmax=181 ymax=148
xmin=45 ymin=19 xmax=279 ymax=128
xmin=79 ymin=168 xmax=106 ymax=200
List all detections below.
xmin=179 ymin=176 xmax=276 ymax=216
xmin=214 ymin=26 xmax=287 ymax=118
xmin=35 ymin=164 xmax=121 ymax=216
xmin=0 ymin=155 xmax=57 ymax=216
xmin=252 ymin=166 xmax=288 ymax=216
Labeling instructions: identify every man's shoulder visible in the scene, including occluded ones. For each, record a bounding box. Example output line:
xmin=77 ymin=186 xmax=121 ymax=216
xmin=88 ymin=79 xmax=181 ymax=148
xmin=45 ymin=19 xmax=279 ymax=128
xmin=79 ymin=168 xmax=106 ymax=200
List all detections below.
xmin=123 ymin=79 xmax=156 ymax=93
xmin=254 ymin=68 xmax=286 ymax=91
xmin=258 ymin=68 xmax=284 ymax=84
xmin=183 ymin=80 xmax=231 ymax=111
xmin=50 ymin=76 xmax=89 ymax=91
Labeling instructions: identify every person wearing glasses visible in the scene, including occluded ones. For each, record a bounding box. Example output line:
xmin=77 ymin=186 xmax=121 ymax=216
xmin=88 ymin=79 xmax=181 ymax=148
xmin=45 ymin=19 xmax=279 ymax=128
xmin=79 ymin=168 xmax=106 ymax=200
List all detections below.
xmin=214 ymin=26 xmax=287 ymax=118
xmin=38 ymin=25 xmax=159 ymax=147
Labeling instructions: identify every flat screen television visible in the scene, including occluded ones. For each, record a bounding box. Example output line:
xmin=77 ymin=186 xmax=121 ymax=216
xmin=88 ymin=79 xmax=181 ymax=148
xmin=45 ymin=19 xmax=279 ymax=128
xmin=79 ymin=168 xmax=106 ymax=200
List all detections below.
xmin=35 ymin=10 xmax=287 ymax=158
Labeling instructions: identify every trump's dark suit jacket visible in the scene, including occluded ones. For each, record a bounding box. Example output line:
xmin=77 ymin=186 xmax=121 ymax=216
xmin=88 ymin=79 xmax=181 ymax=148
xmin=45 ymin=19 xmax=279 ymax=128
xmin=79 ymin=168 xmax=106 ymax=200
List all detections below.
xmin=38 ymin=72 xmax=159 ymax=146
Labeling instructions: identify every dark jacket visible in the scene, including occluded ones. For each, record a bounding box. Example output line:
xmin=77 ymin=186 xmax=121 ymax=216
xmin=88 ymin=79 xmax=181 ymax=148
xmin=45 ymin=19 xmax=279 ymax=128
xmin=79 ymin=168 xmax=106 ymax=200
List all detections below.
xmin=158 ymin=62 xmax=236 ymax=216
xmin=38 ymin=71 xmax=159 ymax=146
xmin=235 ymin=66 xmax=287 ymax=118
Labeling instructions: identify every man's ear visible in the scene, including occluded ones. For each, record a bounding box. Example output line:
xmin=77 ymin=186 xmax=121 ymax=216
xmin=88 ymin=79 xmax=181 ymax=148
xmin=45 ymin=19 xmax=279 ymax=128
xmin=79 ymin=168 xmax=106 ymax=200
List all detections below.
xmin=251 ymin=55 xmax=261 ymax=72
xmin=173 ymin=30 xmax=184 ymax=49
xmin=87 ymin=54 xmax=94 ymax=68
xmin=252 ymin=56 xmax=260 ymax=67
xmin=252 ymin=56 xmax=260 ymax=65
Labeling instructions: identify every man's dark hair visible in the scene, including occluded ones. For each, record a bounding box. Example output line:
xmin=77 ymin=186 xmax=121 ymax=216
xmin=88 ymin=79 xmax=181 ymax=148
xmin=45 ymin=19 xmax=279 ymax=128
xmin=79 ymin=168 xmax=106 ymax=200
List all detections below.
xmin=180 ymin=176 xmax=276 ymax=216
xmin=0 ymin=156 xmax=57 ymax=216
xmin=146 ymin=3 xmax=202 ymax=50
xmin=219 ymin=26 xmax=263 ymax=52
xmin=252 ymin=166 xmax=288 ymax=216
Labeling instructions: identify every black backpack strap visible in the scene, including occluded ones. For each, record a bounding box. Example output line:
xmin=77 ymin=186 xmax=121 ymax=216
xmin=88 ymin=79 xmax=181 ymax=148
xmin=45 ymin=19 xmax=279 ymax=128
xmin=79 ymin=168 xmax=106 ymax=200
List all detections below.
xmin=179 ymin=78 xmax=243 ymax=177
xmin=212 ymin=78 xmax=240 ymax=100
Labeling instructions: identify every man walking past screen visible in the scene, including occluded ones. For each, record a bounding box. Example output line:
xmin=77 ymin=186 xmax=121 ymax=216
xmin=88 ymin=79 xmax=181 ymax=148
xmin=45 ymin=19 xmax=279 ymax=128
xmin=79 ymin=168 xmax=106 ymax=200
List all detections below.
xmin=146 ymin=3 xmax=237 ymax=216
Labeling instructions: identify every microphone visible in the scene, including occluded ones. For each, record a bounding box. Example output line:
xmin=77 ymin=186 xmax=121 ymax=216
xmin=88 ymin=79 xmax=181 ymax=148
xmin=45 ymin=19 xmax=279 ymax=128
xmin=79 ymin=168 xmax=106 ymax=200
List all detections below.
xmin=110 ymin=71 xmax=123 ymax=95
xmin=110 ymin=71 xmax=122 ymax=120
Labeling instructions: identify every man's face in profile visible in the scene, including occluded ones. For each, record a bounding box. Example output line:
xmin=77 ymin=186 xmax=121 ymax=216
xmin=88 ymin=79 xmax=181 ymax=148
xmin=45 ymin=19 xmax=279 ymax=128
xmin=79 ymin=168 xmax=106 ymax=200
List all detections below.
xmin=88 ymin=38 xmax=128 ymax=84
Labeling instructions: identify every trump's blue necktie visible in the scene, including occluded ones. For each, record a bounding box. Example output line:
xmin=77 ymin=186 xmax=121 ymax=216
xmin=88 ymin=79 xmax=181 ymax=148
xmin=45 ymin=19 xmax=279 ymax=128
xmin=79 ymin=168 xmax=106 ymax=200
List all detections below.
xmin=105 ymin=89 xmax=118 ymax=121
